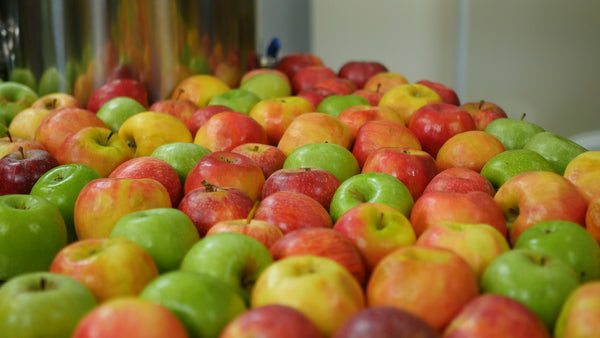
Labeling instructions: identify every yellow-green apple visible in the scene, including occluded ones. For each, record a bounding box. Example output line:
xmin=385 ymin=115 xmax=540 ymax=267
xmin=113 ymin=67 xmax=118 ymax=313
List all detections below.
xmin=493 ymin=170 xmax=588 ymax=245
xmin=338 ymin=61 xmax=389 ymax=89
xmin=184 ymin=150 xmax=265 ymax=201
xmin=194 ymin=111 xmax=268 ymax=152
xmin=587 ymin=193 xmax=600 ymax=244
xmin=443 ymin=294 xmax=550 ymax=338
xmin=277 ymin=112 xmax=353 ymax=156
xmin=148 ymin=98 xmax=198 ymax=124
xmin=30 ymin=92 xmax=82 ymax=111
xmin=8 ymin=108 xmax=52 ymax=140
xmin=283 ymin=142 xmax=360 ymax=183
xmin=251 ymin=255 xmax=365 ymax=337
xmin=139 ymin=270 xmax=247 ymax=338
xmin=0 ymin=148 xmax=60 ymax=195
xmin=352 ymin=120 xmax=422 ymax=168
xmin=87 ymin=79 xmax=149 ymax=113
xmin=363 ymin=71 xmax=409 ymax=94
xmin=409 ymin=191 xmax=507 ymax=238
xmin=55 ymin=126 xmax=133 ymax=177
xmin=524 ymin=131 xmax=588 ymax=175
xmin=408 ymin=102 xmax=476 ymax=157
xmin=337 ymin=104 xmax=405 ymax=138
xmin=239 ymin=71 xmax=293 ymax=100
xmin=291 ymin=65 xmax=337 ymax=94
xmin=0 ymin=81 xmax=38 ymax=125
xmin=180 ymin=232 xmax=273 ymax=303
xmin=169 ymin=74 xmax=231 ymax=107
xmin=0 ymin=272 xmax=97 ymax=338
xmin=564 ymin=151 xmax=600 ymax=204
xmin=208 ymin=88 xmax=261 ymax=115
xmin=275 ymin=53 xmax=325 ymax=81
xmin=262 ymin=167 xmax=341 ymax=211
xmin=220 ymin=304 xmax=322 ymax=338
xmin=315 ymin=94 xmax=368 ymax=118
xmin=329 ymin=172 xmax=414 ymax=223
xmin=7 ymin=68 xmax=37 ymax=91
xmin=554 ymin=280 xmax=600 ymax=338
xmin=416 ymin=222 xmax=510 ymax=279
xmin=240 ymin=67 xmax=291 ymax=89
xmin=95 ymin=96 xmax=147 ymax=133
xmin=254 ymin=191 xmax=333 ymax=234
xmin=206 ymin=215 xmax=284 ymax=250
xmin=480 ymin=149 xmax=555 ymax=189
xmin=74 ymin=178 xmax=172 ymax=239
xmin=34 ymin=107 xmax=108 ymax=156
xmin=460 ymin=100 xmax=508 ymax=131
xmin=248 ymin=96 xmax=315 ymax=146
xmin=332 ymin=202 xmax=417 ymax=273
xmin=480 ymin=248 xmax=580 ymax=330
xmin=269 ymin=227 xmax=367 ymax=287
xmin=109 ymin=156 xmax=183 ymax=207
xmin=118 ymin=111 xmax=193 ymax=157
xmin=332 ymin=306 xmax=440 ymax=338
xmin=435 ymin=130 xmax=506 ymax=172
xmin=184 ymin=104 xmax=232 ymax=136
xmin=231 ymin=142 xmax=287 ymax=179
xmin=422 ymin=167 xmax=496 ymax=196
xmin=71 ymin=297 xmax=188 ymax=338
xmin=378 ymin=83 xmax=442 ymax=125
xmin=178 ymin=181 xmax=255 ymax=236
xmin=0 ymin=134 xmax=47 ymax=158
xmin=416 ymin=79 xmax=460 ymax=105
xmin=0 ymin=194 xmax=67 ymax=281
xmin=366 ymin=245 xmax=479 ymax=332
xmin=49 ymin=237 xmax=159 ymax=303
xmin=484 ymin=116 xmax=545 ymax=150
xmin=150 ymin=142 xmax=211 ymax=185
xmin=362 ymin=147 xmax=438 ymax=201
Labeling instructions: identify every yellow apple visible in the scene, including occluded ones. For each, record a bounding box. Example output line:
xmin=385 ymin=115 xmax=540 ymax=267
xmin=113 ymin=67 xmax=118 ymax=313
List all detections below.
xmin=564 ymin=151 xmax=600 ymax=204
xmin=378 ymin=83 xmax=443 ymax=125
xmin=170 ymin=74 xmax=230 ymax=108
xmin=554 ymin=280 xmax=600 ymax=337
xmin=8 ymin=108 xmax=52 ymax=140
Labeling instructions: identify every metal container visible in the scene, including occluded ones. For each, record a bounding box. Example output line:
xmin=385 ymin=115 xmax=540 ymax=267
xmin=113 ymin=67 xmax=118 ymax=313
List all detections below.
xmin=0 ymin=0 xmax=257 ymax=104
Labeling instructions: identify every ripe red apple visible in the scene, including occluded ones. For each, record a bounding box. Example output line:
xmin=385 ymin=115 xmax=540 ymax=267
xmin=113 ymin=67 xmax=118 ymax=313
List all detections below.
xmin=184 ymin=105 xmax=233 ymax=137
xmin=296 ymin=86 xmax=335 ymax=108
xmin=337 ymin=104 xmax=405 ymax=138
xmin=148 ymin=99 xmax=198 ymax=124
xmin=231 ymin=142 xmax=287 ymax=179
xmin=275 ymin=53 xmax=325 ymax=80
xmin=105 ymin=63 xmax=140 ymax=83
xmin=312 ymin=77 xmax=357 ymax=96
xmin=291 ymin=65 xmax=337 ymax=94
xmin=423 ymin=167 xmax=496 ymax=196
xmin=87 ymin=79 xmax=149 ymax=113
xmin=460 ymin=100 xmax=508 ymax=131
xmin=193 ymin=111 xmax=268 ymax=152
xmin=416 ymin=79 xmax=460 ymax=106
xmin=352 ymin=88 xmax=384 ymax=106
xmin=206 ymin=218 xmax=283 ymax=250
xmin=0 ymin=147 xmax=59 ymax=195
xmin=338 ymin=61 xmax=389 ymax=89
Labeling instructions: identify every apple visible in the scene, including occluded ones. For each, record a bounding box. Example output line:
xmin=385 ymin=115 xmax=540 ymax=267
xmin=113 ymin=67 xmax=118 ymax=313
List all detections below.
xmin=291 ymin=65 xmax=337 ymax=94
xmin=480 ymin=149 xmax=556 ymax=189
xmin=231 ymin=142 xmax=287 ymax=179
xmin=194 ymin=111 xmax=268 ymax=152
xmin=184 ymin=104 xmax=233 ymax=136
xmin=49 ymin=237 xmax=159 ymax=303
xmin=30 ymin=92 xmax=82 ymax=111
xmin=494 ymin=170 xmax=588 ymax=245
xmin=71 ymin=297 xmax=189 ymax=338
xmin=312 ymin=77 xmax=358 ymax=97
xmin=586 ymin=194 xmax=600 ymax=244
xmin=7 ymin=107 xmax=52 ymax=140
xmin=283 ymin=142 xmax=360 ymax=183
xmin=251 ymin=255 xmax=365 ymax=337
xmin=207 ymin=88 xmax=261 ymax=115
xmin=220 ymin=304 xmax=322 ymax=338
xmin=329 ymin=172 xmax=414 ymax=223
xmin=148 ymin=98 xmax=198 ymax=124
xmin=118 ymin=111 xmax=193 ymax=157
xmin=206 ymin=214 xmax=283 ymax=250
xmin=564 ymin=150 xmax=600 ymax=204
xmin=361 ymin=147 xmax=439 ymax=201
xmin=87 ymin=79 xmax=148 ymax=113
xmin=423 ymin=167 xmax=495 ymax=196
xmin=416 ymin=79 xmax=460 ymax=106
xmin=275 ymin=52 xmax=325 ymax=80
xmin=95 ymin=96 xmax=147 ymax=132
xmin=139 ymin=270 xmax=247 ymax=338
xmin=408 ymin=102 xmax=476 ymax=157
xmin=363 ymin=71 xmax=409 ymax=94
xmin=37 ymin=66 xmax=70 ymax=96
xmin=513 ymin=220 xmax=600 ymax=283
xmin=435 ymin=130 xmax=506 ymax=172
xmin=0 ymin=133 xmax=47 ymax=159
xmin=523 ymin=131 xmax=588 ymax=175
xmin=366 ymin=245 xmax=479 ymax=332
xmin=351 ymin=120 xmax=421 ymax=167
xmin=338 ymin=61 xmax=389 ymax=89
xmin=460 ymin=100 xmax=508 ymax=131
xmin=0 ymin=81 xmax=39 ymax=125
xmin=378 ymin=83 xmax=442 ymax=125
xmin=0 ymin=147 xmax=60 ymax=195
xmin=333 ymin=306 xmax=440 ymax=338
xmin=337 ymin=104 xmax=405 ymax=137
xmin=151 ymin=142 xmax=211 ymax=185
xmin=484 ymin=116 xmax=545 ymax=150
xmin=296 ymin=86 xmax=335 ymax=108
xmin=0 ymin=194 xmax=67 ymax=281
xmin=30 ymin=164 xmax=102 ymax=243
xmin=0 ymin=272 xmax=96 ymax=337
xmin=239 ymin=71 xmax=292 ymax=100
xmin=105 ymin=63 xmax=140 ymax=83
xmin=480 ymin=248 xmax=580 ymax=330
xmin=316 ymin=94 xmax=370 ymax=118
xmin=352 ymin=87 xmax=384 ymax=106
xmin=74 ymin=177 xmax=172 ymax=239
xmin=8 ymin=68 xmax=37 ymax=92
xmin=554 ymin=281 xmax=600 ymax=338
xmin=169 ymin=74 xmax=231 ymax=108
xmin=443 ymin=294 xmax=551 ymax=338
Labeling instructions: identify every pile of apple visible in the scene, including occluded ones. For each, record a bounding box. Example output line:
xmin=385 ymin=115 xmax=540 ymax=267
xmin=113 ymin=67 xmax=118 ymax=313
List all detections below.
xmin=1 ymin=51 xmax=600 ymax=338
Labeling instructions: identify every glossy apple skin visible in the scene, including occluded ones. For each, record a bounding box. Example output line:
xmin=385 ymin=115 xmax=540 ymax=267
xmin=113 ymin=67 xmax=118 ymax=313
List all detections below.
xmin=416 ymin=79 xmax=460 ymax=106
xmin=283 ymin=142 xmax=360 ymax=184
xmin=148 ymin=98 xmax=198 ymax=124
xmin=378 ymin=83 xmax=442 ymax=125
xmin=194 ymin=111 xmax=268 ymax=152
xmin=337 ymin=104 xmax=406 ymax=138
xmin=0 ymin=148 xmax=59 ymax=195
xmin=444 ymin=294 xmax=550 ymax=338
xmin=87 ymin=79 xmax=148 ymax=113
xmin=366 ymin=245 xmax=479 ymax=332
xmin=435 ymin=130 xmax=506 ymax=172
xmin=338 ymin=61 xmax=389 ymax=89
xmin=460 ymin=100 xmax=508 ymax=131
xmin=8 ymin=108 xmax=53 ymax=140
xmin=170 ymin=74 xmax=231 ymax=108
xmin=564 ymin=150 xmax=600 ymax=204
xmin=185 ymin=105 xmax=233 ymax=136
xmin=231 ymin=142 xmax=287 ymax=179
xmin=291 ymin=65 xmax=337 ymax=94
xmin=422 ymin=167 xmax=496 ymax=196
xmin=275 ymin=53 xmax=325 ymax=80
xmin=554 ymin=281 xmax=600 ymax=338
xmin=206 ymin=219 xmax=283 ymax=249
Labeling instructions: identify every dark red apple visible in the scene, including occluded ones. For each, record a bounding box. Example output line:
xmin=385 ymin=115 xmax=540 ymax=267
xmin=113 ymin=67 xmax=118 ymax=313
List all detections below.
xmin=291 ymin=65 xmax=337 ymax=94
xmin=0 ymin=147 xmax=60 ymax=195
xmin=417 ymin=79 xmax=461 ymax=106
xmin=87 ymin=79 xmax=149 ymax=113
xmin=338 ymin=61 xmax=389 ymax=89
xmin=275 ymin=53 xmax=325 ymax=81
xmin=296 ymin=87 xmax=336 ymax=108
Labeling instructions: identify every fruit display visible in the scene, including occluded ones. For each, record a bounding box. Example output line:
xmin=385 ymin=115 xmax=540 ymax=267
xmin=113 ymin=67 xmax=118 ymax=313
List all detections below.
xmin=1 ymin=52 xmax=599 ymax=338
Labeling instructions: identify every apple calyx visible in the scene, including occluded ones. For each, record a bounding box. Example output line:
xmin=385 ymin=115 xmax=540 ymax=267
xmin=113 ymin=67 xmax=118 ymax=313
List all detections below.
xmin=44 ymin=98 xmax=58 ymax=110
xmin=505 ymin=206 xmax=519 ymax=228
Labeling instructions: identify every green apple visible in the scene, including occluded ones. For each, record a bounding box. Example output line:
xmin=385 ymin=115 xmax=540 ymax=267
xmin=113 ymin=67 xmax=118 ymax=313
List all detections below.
xmin=484 ymin=117 xmax=545 ymax=150
xmin=0 ymin=81 xmax=39 ymax=125
xmin=481 ymin=248 xmax=580 ymax=330
xmin=480 ymin=149 xmax=555 ymax=189
xmin=96 ymin=96 xmax=147 ymax=132
xmin=239 ymin=72 xmax=292 ymax=100
xmin=0 ymin=194 xmax=67 ymax=282
xmin=8 ymin=67 xmax=37 ymax=92
xmin=329 ymin=172 xmax=414 ymax=222
xmin=150 ymin=142 xmax=211 ymax=185
xmin=514 ymin=220 xmax=600 ymax=283
xmin=38 ymin=67 xmax=70 ymax=96
xmin=0 ymin=271 xmax=97 ymax=337
xmin=316 ymin=94 xmax=370 ymax=118
xmin=139 ymin=270 xmax=247 ymax=338
xmin=208 ymin=88 xmax=261 ymax=115
xmin=189 ymin=55 xmax=211 ymax=75
xmin=523 ymin=132 xmax=588 ymax=175
xmin=30 ymin=164 xmax=102 ymax=243
xmin=283 ymin=142 xmax=360 ymax=183
xmin=110 ymin=208 xmax=200 ymax=273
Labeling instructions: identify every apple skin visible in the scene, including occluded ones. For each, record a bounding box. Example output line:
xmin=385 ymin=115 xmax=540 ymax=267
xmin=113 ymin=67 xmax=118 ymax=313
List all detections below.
xmin=494 ymin=170 xmax=588 ymax=245
xmin=291 ymin=65 xmax=337 ymax=94
xmin=148 ymin=98 xmax=198 ymax=124
xmin=262 ymin=167 xmax=341 ymax=211
xmin=564 ymin=151 xmax=600 ymax=204
xmin=150 ymin=142 xmax=211 ymax=185
xmin=0 ymin=148 xmax=60 ymax=195
xmin=31 ymin=92 xmax=82 ymax=111
xmin=480 ymin=149 xmax=556 ymax=189
xmin=170 ymin=74 xmax=231 ymax=108
xmin=87 ymin=79 xmax=149 ymax=113
xmin=71 ymin=297 xmax=189 ymax=338
xmin=206 ymin=218 xmax=283 ymax=250
xmin=352 ymin=88 xmax=384 ymax=106
xmin=338 ymin=61 xmax=389 ymax=89
xmin=554 ymin=281 xmax=600 ymax=338
xmin=283 ymin=142 xmax=360 ymax=183
xmin=0 ymin=194 xmax=68 ymax=281
xmin=251 ymin=255 xmax=366 ymax=337
xmin=443 ymin=294 xmax=550 ymax=338
xmin=484 ymin=117 xmax=545 ymax=150
xmin=416 ymin=79 xmax=460 ymax=106
xmin=523 ymin=131 xmax=588 ymax=175
xmin=49 ymin=236 xmax=159 ymax=303
xmin=378 ymin=83 xmax=443 ymax=125
xmin=364 ymin=71 xmax=409 ymax=94
xmin=296 ymin=86 xmax=335 ymax=108
xmin=366 ymin=245 xmax=479 ymax=332
xmin=185 ymin=104 xmax=233 ymax=136
xmin=0 ymin=135 xmax=47 ymax=159
xmin=422 ymin=167 xmax=496 ymax=196
xmin=333 ymin=202 xmax=417 ymax=273
xmin=460 ymin=100 xmax=508 ymax=131
xmin=337 ymin=104 xmax=406 ymax=138
xmin=207 ymin=88 xmax=261 ymax=115
xmin=0 ymin=81 xmax=39 ymax=125
xmin=586 ymin=193 xmax=600 ymax=244
xmin=194 ymin=111 xmax=268 ymax=152
xmin=435 ymin=130 xmax=506 ymax=172
xmin=95 ymin=96 xmax=147 ymax=133
xmin=8 ymin=108 xmax=53 ymax=140
xmin=312 ymin=77 xmax=358 ymax=97
xmin=316 ymin=94 xmax=369 ymax=118
xmin=275 ymin=53 xmax=325 ymax=81
xmin=480 ymin=248 xmax=580 ymax=330
xmin=220 ymin=304 xmax=322 ymax=338
xmin=239 ymin=70 xmax=293 ymax=100
xmin=231 ymin=142 xmax=287 ymax=179
xmin=0 ymin=272 xmax=97 ymax=338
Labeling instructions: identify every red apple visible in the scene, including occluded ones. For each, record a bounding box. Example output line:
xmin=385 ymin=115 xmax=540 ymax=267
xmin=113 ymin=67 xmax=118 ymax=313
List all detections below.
xmin=338 ymin=61 xmax=389 ymax=90
xmin=148 ymin=99 xmax=198 ymax=124
xmin=416 ymin=79 xmax=460 ymax=106
xmin=0 ymin=147 xmax=59 ymax=195
xmin=0 ymin=134 xmax=47 ymax=159
xmin=206 ymin=217 xmax=283 ymax=250
xmin=337 ymin=104 xmax=405 ymax=138
xmin=275 ymin=53 xmax=325 ymax=81
xmin=312 ymin=77 xmax=357 ymax=96
xmin=291 ymin=65 xmax=337 ymax=94
xmin=231 ymin=142 xmax=287 ymax=179
xmin=460 ymin=100 xmax=508 ymax=131
xmin=87 ymin=79 xmax=149 ymax=113
xmin=185 ymin=105 xmax=233 ymax=136
xmin=105 ymin=63 xmax=141 ymax=83
xmin=193 ymin=111 xmax=268 ymax=152
xmin=422 ymin=167 xmax=496 ymax=196
xmin=352 ymin=88 xmax=384 ymax=106
xmin=296 ymin=86 xmax=335 ymax=108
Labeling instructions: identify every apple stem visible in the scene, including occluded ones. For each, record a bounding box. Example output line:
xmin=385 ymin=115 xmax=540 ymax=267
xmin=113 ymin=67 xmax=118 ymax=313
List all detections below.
xmin=40 ymin=277 xmax=47 ymax=290
xmin=50 ymin=98 xmax=57 ymax=110
xmin=478 ymin=100 xmax=485 ymax=109
xmin=245 ymin=200 xmax=260 ymax=224
xmin=520 ymin=113 xmax=527 ymax=121
xmin=6 ymin=129 xmax=13 ymax=143
xmin=18 ymin=146 xmax=24 ymax=159
xmin=376 ymin=83 xmax=382 ymax=94
xmin=176 ymin=88 xmax=185 ymax=100
xmin=106 ymin=131 xmax=114 ymax=144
